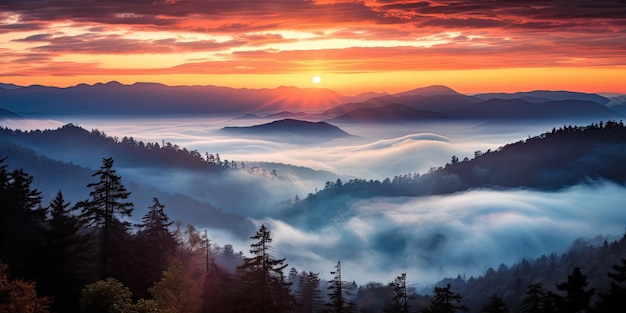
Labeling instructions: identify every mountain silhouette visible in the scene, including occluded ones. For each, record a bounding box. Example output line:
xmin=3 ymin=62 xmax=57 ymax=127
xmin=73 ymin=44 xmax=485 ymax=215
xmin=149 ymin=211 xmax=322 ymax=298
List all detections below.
xmin=475 ymin=90 xmax=610 ymax=104
xmin=220 ymin=118 xmax=352 ymax=141
xmin=328 ymin=103 xmax=447 ymax=122
xmin=0 ymin=107 xmax=21 ymax=119
xmin=446 ymin=98 xmax=622 ymax=120
xmin=0 ymin=81 xmax=368 ymax=116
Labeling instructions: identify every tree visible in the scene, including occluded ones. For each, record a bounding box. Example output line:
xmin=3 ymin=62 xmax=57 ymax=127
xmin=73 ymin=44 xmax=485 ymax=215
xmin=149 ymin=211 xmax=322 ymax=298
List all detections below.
xmin=37 ymin=191 xmax=92 ymax=313
xmin=79 ymin=278 xmax=134 ymax=313
xmin=325 ymin=261 xmax=356 ymax=313
xmin=0 ymin=261 xmax=51 ymax=313
xmin=555 ymin=267 xmax=594 ymax=313
xmin=297 ymin=271 xmax=323 ymax=313
xmin=135 ymin=198 xmax=176 ymax=294
xmin=148 ymin=260 xmax=202 ymax=313
xmin=521 ymin=283 xmax=547 ymax=313
xmin=236 ymin=224 xmax=295 ymax=313
xmin=77 ymin=157 xmax=133 ymax=278
xmin=595 ymin=258 xmax=626 ymax=312
xmin=0 ymin=166 xmax=45 ymax=278
xmin=479 ymin=294 xmax=508 ymax=313
xmin=383 ymin=273 xmax=409 ymax=313
xmin=422 ymin=284 xmax=467 ymax=313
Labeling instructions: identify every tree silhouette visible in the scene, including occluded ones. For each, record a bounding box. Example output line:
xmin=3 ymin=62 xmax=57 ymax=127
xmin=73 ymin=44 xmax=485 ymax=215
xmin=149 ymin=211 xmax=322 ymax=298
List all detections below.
xmin=296 ymin=271 xmax=323 ymax=313
xmin=135 ymin=197 xmax=176 ymax=295
xmin=422 ymin=283 xmax=467 ymax=313
xmin=37 ymin=191 xmax=92 ymax=312
xmin=521 ymin=283 xmax=547 ymax=313
xmin=595 ymin=258 xmax=626 ymax=312
xmin=0 ymin=165 xmax=45 ymax=278
xmin=77 ymin=157 xmax=133 ymax=278
xmin=555 ymin=267 xmax=594 ymax=313
xmin=325 ymin=260 xmax=356 ymax=313
xmin=236 ymin=224 xmax=295 ymax=313
xmin=479 ymin=294 xmax=508 ymax=313
xmin=383 ymin=273 xmax=409 ymax=313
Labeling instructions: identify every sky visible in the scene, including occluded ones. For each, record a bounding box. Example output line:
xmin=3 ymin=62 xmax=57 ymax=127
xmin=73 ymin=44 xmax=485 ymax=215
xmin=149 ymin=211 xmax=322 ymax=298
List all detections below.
xmin=1 ymin=0 xmax=625 ymax=95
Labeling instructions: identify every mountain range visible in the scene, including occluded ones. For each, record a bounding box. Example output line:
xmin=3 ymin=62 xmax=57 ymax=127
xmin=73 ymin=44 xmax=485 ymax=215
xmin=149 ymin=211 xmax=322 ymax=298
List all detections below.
xmin=1 ymin=82 xmax=624 ymax=123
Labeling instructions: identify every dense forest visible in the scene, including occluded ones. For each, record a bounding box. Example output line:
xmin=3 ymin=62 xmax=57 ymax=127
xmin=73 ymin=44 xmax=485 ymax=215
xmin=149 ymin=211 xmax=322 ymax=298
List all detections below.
xmin=2 ymin=121 xmax=626 ymax=312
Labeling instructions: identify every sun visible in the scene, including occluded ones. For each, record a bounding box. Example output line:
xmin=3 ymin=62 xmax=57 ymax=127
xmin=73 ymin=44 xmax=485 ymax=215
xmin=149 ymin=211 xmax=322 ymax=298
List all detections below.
xmin=312 ymin=75 xmax=321 ymax=84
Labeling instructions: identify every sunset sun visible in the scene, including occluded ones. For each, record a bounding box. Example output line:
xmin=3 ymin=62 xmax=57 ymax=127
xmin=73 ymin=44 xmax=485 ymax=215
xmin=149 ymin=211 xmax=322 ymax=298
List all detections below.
xmin=312 ymin=75 xmax=321 ymax=85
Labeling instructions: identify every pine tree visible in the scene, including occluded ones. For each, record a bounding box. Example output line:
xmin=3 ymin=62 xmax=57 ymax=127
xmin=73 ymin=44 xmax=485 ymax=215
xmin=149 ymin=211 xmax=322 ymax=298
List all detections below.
xmin=77 ymin=157 xmax=133 ymax=278
xmin=555 ymin=267 xmax=594 ymax=313
xmin=479 ymin=294 xmax=508 ymax=313
xmin=0 ymin=165 xmax=45 ymax=278
xmin=383 ymin=273 xmax=409 ymax=313
xmin=297 ymin=271 xmax=323 ymax=313
xmin=325 ymin=261 xmax=356 ymax=313
xmin=595 ymin=258 xmax=626 ymax=312
xmin=236 ymin=224 xmax=295 ymax=313
xmin=521 ymin=283 xmax=546 ymax=313
xmin=135 ymin=198 xmax=176 ymax=295
xmin=422 ymin=283 xmax=468 ymax=313
xmin=38 ymin=191 xmax=92 ymax=312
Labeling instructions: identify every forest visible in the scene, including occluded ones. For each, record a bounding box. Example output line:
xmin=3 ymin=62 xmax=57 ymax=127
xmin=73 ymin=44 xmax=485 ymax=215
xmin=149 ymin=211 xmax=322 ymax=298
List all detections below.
xmin=2 ymin=121 xmax=626 ymax=312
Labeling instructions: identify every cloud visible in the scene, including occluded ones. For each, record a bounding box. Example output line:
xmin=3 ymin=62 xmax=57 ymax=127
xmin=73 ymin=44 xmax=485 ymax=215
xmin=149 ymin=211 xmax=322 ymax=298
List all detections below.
xmin=259 ymin=182 xmax=626 ymax=286
xmin=1 ymin=0 xmax=625 ymax=79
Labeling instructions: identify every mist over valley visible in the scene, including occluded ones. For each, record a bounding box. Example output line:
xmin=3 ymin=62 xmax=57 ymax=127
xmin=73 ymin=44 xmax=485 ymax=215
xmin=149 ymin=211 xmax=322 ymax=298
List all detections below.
xmin=2 ymin=83 xmax=626 ymax=312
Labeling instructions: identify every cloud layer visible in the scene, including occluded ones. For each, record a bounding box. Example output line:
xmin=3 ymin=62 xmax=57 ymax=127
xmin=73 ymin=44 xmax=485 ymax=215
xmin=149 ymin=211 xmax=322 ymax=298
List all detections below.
xmin=263 ymin=182 xmax=626 ymax=286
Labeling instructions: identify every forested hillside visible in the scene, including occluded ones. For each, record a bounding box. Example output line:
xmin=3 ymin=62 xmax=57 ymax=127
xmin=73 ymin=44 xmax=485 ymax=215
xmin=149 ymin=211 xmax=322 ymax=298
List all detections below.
xmin=284 ymin=121 xmax=626 ymax=228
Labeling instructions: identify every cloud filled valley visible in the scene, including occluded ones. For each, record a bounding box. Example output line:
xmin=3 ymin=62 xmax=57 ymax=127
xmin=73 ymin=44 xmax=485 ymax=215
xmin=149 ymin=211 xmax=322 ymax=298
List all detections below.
xmin=2 ymin=115 xmax=626 ymax=288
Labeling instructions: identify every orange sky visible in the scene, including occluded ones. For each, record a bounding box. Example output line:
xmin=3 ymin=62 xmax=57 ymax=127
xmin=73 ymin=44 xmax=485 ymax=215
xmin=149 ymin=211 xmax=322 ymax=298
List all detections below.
xmin=1 ymin=0 xmax=625 ymax=95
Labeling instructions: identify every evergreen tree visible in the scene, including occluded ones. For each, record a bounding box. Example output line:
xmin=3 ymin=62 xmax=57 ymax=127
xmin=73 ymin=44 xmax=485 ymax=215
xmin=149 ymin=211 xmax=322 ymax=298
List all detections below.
xmin=422 ymin=284 xmax=468 ymax=313
xmin=383 ymin=273 xmax=409 ymax=313
xmin=236 ymin=224 xmax=295 ymax=313
xmin=77 ymin=157 xmax=133 ymax=278
xmin=38 ymin=191 xmax=92 ymax=313
xmin=479 ymin=294 xmax=508 ymax=313
xmin=555 ymin=267 xmax=594 ymax=313
xmin=135 ymin=198 xmax=176 ymax=295
xmin=297 ymin=271 xmax=323 ymax=313
xmin=521 ymin=283 xmax=547 ymax=313
xmin=0 ymin=165 xmax=45 ymax=278
xmin=325 ymin=261 xmax=356 ymax=313
xmin=595 ymin=258 xmax=626 ymax=312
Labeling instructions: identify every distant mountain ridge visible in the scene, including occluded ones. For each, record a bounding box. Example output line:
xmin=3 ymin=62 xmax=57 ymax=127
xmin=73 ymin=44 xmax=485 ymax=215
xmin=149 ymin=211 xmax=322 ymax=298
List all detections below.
xmin=219 ymin=118 xmax=353 ymax=142
xmin=0 ymin=81 xmax=358 ymax=116
xmin=326 ymin=86 xmax=622 ymax=122
xmin=1 ymin=81 xmax=623 ymax=122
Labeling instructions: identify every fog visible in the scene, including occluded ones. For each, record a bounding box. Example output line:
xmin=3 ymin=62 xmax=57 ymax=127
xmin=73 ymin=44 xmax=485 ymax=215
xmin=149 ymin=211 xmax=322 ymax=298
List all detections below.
xmin=4 ymin=116 xmax=625 ymax=286
xmin=263 ymin=182 xmax=626 ymax=287
xmin=55 ymin=117 xmax=560 ymax=179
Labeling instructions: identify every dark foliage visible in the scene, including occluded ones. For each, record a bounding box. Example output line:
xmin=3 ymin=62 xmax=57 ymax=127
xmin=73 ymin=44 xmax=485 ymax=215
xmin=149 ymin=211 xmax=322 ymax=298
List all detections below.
xmin=235 ymin=224 xmax=295 ymax=313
